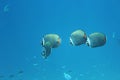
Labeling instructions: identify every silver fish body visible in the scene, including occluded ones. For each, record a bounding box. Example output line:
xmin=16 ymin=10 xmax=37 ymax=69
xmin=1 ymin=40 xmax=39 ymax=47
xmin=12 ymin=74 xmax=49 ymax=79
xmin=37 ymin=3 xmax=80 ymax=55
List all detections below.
xmin=70 ymin=30 xmax=87 ymax=46
xmin=86 ymin=32 xmax=106 ymax=48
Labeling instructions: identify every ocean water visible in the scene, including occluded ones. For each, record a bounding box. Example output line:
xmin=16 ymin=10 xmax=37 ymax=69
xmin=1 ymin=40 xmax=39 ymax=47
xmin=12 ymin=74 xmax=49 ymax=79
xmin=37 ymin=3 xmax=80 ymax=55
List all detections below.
xmin=0 ymin=0 xmax=120 ymax=80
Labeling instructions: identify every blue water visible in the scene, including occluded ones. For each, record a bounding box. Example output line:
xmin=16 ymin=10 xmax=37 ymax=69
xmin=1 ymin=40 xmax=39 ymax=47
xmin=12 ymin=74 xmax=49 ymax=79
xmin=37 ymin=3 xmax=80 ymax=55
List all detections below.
xmin=0 ymin=0 xmax=120 ymax=80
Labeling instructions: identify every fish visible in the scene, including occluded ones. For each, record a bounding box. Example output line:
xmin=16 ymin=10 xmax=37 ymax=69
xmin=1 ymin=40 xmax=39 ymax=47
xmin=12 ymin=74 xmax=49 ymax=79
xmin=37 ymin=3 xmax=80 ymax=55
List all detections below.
xmin=64 ymin=72 xmax=72 ymax=80
xmin=9 ymin=74 xmax=14 ymax=78
xmin=18 ymin=70 xmax=24 ymax=74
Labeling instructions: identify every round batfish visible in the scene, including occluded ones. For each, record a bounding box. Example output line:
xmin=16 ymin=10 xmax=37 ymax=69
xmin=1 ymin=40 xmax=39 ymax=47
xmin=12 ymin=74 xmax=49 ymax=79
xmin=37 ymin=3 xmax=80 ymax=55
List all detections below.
xmin=70 ymin=30 xmax=87 ymax=46
xmin=41 ymin=34 xmax=61 ymax=59
xmin=86 ymin=32 xmax=106 ymax=48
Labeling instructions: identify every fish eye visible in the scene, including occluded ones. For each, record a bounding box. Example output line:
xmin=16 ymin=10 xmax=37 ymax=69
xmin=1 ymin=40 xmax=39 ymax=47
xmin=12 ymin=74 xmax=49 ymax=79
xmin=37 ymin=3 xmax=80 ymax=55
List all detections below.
xmin=86 ymin=41 xmax=90 ymax=46
xmin=41 ymin=41 xmax=43 ymax=46
xmin=69 ymin=41 xmax=73 ymax=45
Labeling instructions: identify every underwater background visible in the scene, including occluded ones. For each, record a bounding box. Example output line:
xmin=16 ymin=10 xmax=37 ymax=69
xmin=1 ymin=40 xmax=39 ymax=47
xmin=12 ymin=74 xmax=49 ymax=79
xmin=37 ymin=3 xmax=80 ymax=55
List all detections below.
xmin=0 ymin=0 xmax=120 ymax=80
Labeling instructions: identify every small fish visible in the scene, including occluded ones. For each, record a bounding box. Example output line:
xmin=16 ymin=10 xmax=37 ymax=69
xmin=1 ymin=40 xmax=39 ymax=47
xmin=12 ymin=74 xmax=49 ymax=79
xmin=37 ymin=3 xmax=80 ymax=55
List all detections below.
xmin=4 ymin=4 xmax=9 ymax=12
xmin=67 ymin=70 xmax=72 ymax=73
xmin=64 ymin=72 xmax=72 ymax=80
xmin=18 ymin=70 xmax=24 ymax=74
xmin=9 ymin=74 xmax=14 ymax=78
xmin=112 ymin=32 xmax=116 ymax=38
xmin=33 ymin=63 xmax=38 ymax=66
